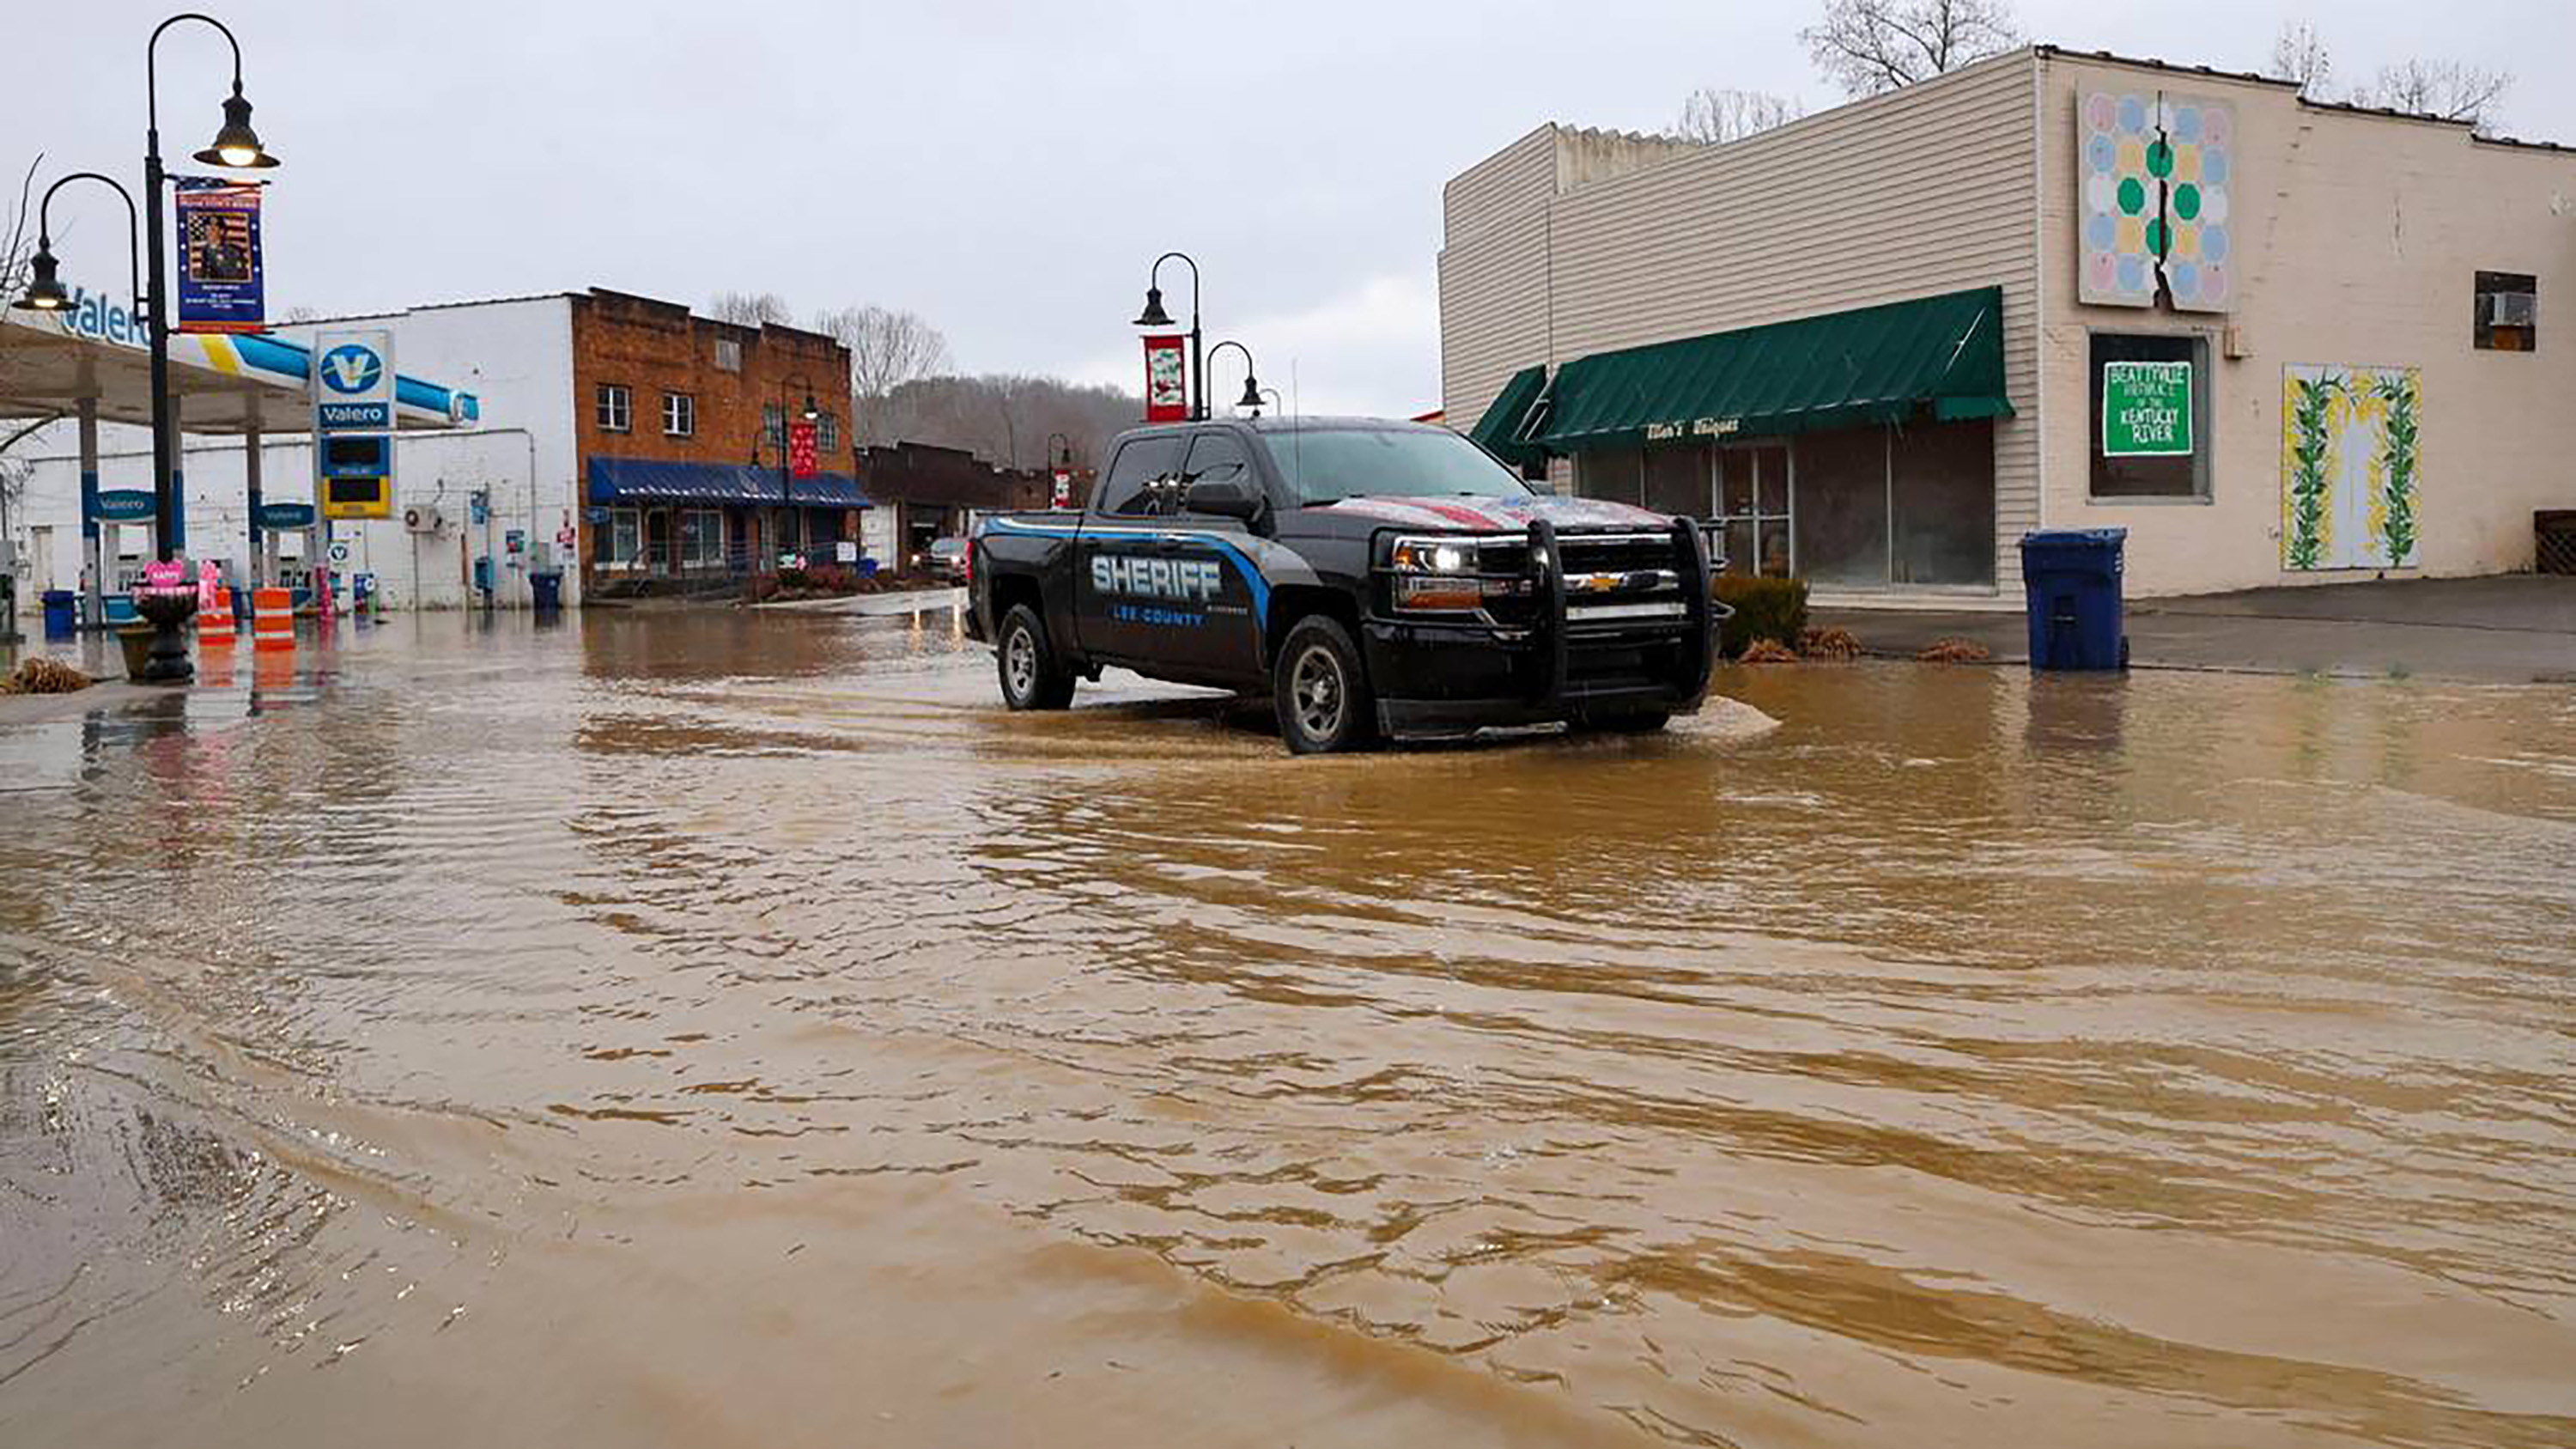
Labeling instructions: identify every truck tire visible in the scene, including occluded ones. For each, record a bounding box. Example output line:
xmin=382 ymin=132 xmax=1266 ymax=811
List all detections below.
xmin=1273 ymin=616 xmax=1375 ymax=754
xmin=996 ymin=604 xmax=1075 ymax=710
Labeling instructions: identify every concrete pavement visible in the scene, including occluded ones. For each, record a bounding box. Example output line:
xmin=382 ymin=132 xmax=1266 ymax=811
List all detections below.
xmin=1815 ymin=575 xmax=2576 ymax=683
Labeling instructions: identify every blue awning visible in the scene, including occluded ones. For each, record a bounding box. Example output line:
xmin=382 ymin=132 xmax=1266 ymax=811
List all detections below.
xmin=586 ymin=457 xmax=871 ymax=508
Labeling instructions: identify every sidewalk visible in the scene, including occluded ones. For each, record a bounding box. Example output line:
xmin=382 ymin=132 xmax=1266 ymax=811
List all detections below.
xmin=750 ymin=585 xmax=964 ymax=617
xmin=1815 ymin=575 xmax=2576 ymax=684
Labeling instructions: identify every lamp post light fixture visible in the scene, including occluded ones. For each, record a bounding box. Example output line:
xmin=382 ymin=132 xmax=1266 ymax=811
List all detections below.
xmin=1206 ymin=339 xmax=1262 ymax=415
xmin=119 ymin=13 xmax=280 ymax=684
xmin=12 ymin=174 xmax=144 ymax=319
xmin=1134 ymin=252 xmax=1205 ymax=422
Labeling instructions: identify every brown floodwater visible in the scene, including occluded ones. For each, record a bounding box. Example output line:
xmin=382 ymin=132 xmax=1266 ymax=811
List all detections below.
xmin=2 ymin=608 xmax=2571 ymax=1448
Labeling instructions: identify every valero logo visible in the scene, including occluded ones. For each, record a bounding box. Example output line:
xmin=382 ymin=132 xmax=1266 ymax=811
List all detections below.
xmin=319 ymin=344 xmax=384 ymax=395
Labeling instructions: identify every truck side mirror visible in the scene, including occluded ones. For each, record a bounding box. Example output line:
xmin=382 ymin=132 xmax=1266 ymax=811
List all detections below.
xmin=1184 ymin=476 xmax=1261 ymax=521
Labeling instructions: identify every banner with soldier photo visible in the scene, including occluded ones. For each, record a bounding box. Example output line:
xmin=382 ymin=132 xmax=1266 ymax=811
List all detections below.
xmin=173 ymin=178 xmax=265 ymax=334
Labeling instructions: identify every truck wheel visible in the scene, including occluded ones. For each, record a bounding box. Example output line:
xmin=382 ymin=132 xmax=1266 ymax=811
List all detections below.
xmin=996 ymin=604 xmax=1074 ymax=710
xmin=1274 ymin=616 xmax=1375 ymax=754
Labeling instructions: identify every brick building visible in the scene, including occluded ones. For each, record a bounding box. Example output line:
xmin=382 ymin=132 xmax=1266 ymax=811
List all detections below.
xmin=573 ymin=290 xmax=864 ymax=596
xmin=857 ymin=441 xmax=1053 ymax=567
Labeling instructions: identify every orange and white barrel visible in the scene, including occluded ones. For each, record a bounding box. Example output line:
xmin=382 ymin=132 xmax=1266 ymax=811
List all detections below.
xmin=197 ymin=587 xmax=236 ymax=645
xmin=252 ymin=587 xmax=295 ymax=652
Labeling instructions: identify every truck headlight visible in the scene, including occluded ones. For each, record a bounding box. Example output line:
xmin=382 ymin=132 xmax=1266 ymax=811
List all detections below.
xmin=1389 ymin=538 xmax=1473 ymax=574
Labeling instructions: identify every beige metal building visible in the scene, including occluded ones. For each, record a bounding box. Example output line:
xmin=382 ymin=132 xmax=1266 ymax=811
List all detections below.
xmin=1442 ymin=46 xmax=2576 ymax=599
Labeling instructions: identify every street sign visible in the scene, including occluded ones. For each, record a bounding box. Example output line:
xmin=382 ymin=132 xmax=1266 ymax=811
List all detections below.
xmin=1143 ymin=335 xmax=1187 ymax=423
xmin=2102 ymin=361 xmax=2192 ymax=457
xmin=470 ymin=490 xmax=490 ymax=526
xmin=326 ymin=539 xmax=353 ymax=567
xmin=505 ymin=529 xmax=526 ymax=556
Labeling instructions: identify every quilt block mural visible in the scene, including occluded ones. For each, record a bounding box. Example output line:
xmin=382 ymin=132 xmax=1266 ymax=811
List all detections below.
xmin=2079 ymin=90 xmax=2237 ymax=312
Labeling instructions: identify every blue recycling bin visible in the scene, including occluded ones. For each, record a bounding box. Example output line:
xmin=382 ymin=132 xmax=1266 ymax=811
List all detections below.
xmin=40 ymin=589 xmax=77 ymax=639
xmin=530 ymin=571 xmax=562 ymax=612
xmin=2020 ymin=528 xmax=2129 ymax=671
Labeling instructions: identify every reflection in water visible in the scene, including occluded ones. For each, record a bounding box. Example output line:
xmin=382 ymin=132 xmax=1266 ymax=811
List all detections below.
xmin=1 ymin=612 xmax=2571 ymax=1448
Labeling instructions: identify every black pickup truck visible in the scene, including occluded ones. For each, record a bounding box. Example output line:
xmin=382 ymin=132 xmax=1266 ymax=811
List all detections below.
xmin=965 ymin=417 xmax=1720 ymax=753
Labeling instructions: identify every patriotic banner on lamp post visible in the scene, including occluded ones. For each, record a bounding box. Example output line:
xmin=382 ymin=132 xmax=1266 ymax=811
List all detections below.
xmin=1143 ymin=334 xmax=1187 ymax=423
xmin=173 ymin=178 xmax=265 ymax=334
xmin=787 ymin=419 xmax=819 ymax=478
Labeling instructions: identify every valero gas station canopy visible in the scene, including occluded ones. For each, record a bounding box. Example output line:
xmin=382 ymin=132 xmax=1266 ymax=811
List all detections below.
xmin=0 ymin=293 xmax=478 ymax=435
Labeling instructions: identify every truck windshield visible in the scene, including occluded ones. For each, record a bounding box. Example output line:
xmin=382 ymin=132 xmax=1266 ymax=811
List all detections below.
xmin=1260 ymin=427 xmax=1536 ymax=507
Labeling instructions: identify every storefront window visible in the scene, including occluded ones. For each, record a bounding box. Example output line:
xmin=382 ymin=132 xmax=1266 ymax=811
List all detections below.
xmin=1793 ymin=429 xmax=1887 ymax=588
xmin=1577 ymin=447 xmax=1643 ymax=505
xmin=595 ymin=508 xmax=642 ymax=566
xmin=2090 ymin=332 xmax=2209 ymax=499
xmin=679 ymin=509 xmax=726 ymax=569
xmin=1892 ymin=420 xmax=1996 ymax=586
xmin=1643 ymin=443 xmax=1710 ymax=517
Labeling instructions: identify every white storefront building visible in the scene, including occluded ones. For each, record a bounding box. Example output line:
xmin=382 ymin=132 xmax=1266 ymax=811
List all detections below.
xmin=1442 ymin=46 xmax=2576 ymax=599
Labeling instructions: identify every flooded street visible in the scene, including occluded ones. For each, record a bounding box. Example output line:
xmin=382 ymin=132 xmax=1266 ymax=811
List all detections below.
xmin=3 ymin=610 xmax=2572 ymax=1448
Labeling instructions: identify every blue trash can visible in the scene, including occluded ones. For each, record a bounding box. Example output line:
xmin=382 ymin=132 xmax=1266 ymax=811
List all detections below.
xmin=530 ymin=571 xmax=562 ymax=612
xmin=2020 ymin=528 xmax=2129 ymax=670
xmin=40 ymin=589 xmax=78 ymax=640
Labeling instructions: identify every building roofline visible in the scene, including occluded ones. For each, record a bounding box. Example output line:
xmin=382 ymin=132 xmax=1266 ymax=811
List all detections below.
xmin=2035 ymin=43 xmax=2570 ymax=150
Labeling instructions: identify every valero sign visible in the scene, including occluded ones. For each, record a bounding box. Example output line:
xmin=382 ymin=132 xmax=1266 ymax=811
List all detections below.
xmin=313 ymin=328 xmax=396 ymax=519
xmin=89 ymin=489 xmax=155 ymax=522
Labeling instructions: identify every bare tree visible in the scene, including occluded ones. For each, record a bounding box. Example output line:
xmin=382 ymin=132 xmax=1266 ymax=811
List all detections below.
xmin=707 ymin=289 xmax=794 ymax=326
xmin=0 ymin=155 xmax=45 ymax=380
xmin=814 ymin=305 xmax=953 ymax=445
xmin=2357 ymin=59 xmax=2512 ymax=131
xmin=1674 ymin=88 xmax=1804 ymax=143
xmin=2269 ymin=21 xmax=2333 ymax=95
xmin=1801 ymin=0 xmax=2019 ymax=98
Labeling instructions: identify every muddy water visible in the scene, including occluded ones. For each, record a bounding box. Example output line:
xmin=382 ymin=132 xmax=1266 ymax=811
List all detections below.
xmin=2 ymin=610 xmax=2571 ymax=1448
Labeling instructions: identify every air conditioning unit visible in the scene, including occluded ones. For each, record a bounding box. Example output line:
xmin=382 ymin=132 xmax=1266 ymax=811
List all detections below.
xmin=2485 ymin=291 xmax=2537 ymax=327
xmin=402 ymin=504 xmax=443 ymax=535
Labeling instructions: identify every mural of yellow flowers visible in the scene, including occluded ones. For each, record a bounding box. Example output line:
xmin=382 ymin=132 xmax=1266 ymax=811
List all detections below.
xmin=2281 ymin=365 xmax=2421 ymax=570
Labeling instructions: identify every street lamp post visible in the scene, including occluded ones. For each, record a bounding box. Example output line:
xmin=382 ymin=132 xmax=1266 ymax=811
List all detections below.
xmin=1133 ymin=252 xmax=1205 ymax=422
xmin=750 ymin=375 xmax=818 ymax=568
xmin=13 ymin=174 xmax=146 ymax=640
xmin=1205 ymin=340 xmax=1264 ymax=415
xmin=141 ymin=13 xmax=279 ymax=683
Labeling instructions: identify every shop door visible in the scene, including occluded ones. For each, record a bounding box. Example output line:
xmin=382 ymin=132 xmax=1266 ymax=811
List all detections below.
xmin=1717 ymin=445 xmax=1793 ymax=577
xmin=646 ymin=510 xmax=673 ymax=575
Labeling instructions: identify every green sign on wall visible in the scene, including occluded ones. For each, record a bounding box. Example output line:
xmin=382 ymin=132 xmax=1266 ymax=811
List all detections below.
xmin=2102 ymin=361 xmax=2193 ymax=457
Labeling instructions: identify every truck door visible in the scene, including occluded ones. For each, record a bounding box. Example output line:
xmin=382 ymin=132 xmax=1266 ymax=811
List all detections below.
xmin=1078 ymin=433 xmax=1188 ymax=665
xmin=1161 ymin=429 xmax=1268 ymax=681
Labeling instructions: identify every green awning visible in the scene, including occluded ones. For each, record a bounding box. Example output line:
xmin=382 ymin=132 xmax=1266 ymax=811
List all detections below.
xmin=1529 ymin=286 xmax=2014 ymax=454
xmin=1466 ymin=363 xmax=1549 ymax=467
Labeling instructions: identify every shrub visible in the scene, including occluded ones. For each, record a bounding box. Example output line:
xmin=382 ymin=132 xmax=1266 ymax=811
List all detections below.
xmin=1800 ymin=625 xmax=1863 ymax=661
xmin=775 ymin=566 xmax=811 ymax=592
xmin=1713 ymin=575 xmax=1809 ymax=658
xmin=746 ymin=574 xmax=784 ymax=604
xmin=0 ymin=658 xmax=93 ymax=695
xmin=1738 ymin=638 xmax=1801 ymax=664
xmin=804 ymin=563 xmax=855 ymax=594
xmin=1917 ymin=637 xmax=1992 ymax=663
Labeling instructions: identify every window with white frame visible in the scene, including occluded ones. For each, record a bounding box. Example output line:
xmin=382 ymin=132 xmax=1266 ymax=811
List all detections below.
xmin=714 ymin=337 xmax=743 ymax=373
xmin=663 ymin=391 xmax=696 ymax=437
xmin=597 ymin=383 xmax=631 ymax=433
xmin=762 ymin=403 xmax=783 ymax=447
xmin=816 ymin=410 xmax=840 ymax=454
xmin=679 ymin=509 xmax=726 ymax=568
xmin=596 ymin=508 xmax=642 ymax=565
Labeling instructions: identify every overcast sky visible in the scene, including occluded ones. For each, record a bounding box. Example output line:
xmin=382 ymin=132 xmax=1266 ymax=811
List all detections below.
xmin=18 ymin=1 xmax=2569 ymax=417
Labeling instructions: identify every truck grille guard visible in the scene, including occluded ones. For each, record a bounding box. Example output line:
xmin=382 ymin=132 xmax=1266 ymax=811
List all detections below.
xmin=1525 ymin=516 xmax=1724 ymax=711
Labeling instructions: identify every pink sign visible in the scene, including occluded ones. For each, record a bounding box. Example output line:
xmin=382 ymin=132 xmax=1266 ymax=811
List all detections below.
xmin=143 ymin=560 xmax=187 ymax=592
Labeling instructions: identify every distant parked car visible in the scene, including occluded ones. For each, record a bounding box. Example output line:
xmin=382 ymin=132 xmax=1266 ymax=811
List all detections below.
xmin=919 ymin=536 xmax=969 ymax=581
